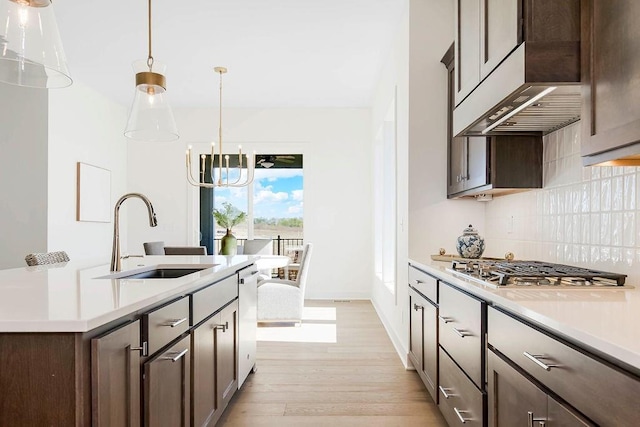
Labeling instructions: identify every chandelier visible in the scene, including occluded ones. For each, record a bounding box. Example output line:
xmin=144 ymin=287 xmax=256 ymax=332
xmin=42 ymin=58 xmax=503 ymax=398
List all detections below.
xmin=186 ymin=67 xmax=255 ymax=188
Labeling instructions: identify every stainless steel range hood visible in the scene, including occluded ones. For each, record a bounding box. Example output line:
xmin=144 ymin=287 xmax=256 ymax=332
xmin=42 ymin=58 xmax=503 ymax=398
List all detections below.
xmin=453 ymin=43 xmax=581 ymax=137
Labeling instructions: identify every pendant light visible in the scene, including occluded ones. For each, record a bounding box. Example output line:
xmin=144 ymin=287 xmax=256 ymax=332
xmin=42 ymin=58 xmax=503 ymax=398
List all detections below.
xmin=124 ymin=0 xmax=178 ymax=142
xmin=0 ymin=0 xmax=72 ymax=88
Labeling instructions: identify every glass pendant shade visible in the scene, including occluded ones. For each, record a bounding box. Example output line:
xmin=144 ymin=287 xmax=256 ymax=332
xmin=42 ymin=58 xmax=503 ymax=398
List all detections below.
xmin=0 ymin=0 xmax=71 ymax=88
xmin=124 ymin=60 xmax=179 ymax=142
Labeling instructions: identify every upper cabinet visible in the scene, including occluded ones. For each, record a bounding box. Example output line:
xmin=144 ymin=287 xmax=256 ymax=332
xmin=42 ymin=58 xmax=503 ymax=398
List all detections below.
xmin=454 ymin=0 xmax=481 ymax=104
xmin=453 ymin=0 xmax=581 ymax=137
xmin=480 ymin=0 xmax=520 ymax=80
xmin=455 ymin=0 xmax=520 ymax=106
xmin=581 ymin=0 xmax=640 ymax=166
xmin=443 ymin=44 xmax=543 ymax=199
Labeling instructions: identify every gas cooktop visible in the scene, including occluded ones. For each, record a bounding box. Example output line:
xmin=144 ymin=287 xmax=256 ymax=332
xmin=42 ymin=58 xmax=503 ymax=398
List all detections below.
xmin=447 ymin=259 xmax=627 ymax=289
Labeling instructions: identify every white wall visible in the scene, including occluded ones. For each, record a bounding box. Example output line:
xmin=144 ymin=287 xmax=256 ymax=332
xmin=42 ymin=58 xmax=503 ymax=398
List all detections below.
xmin=48 ymin=81 xmax=129 ymax=262
xmin=0 ymin=83 xmax=49 ymax=269
xmin=371 ymin=0 xmax=486 ymax=365
xmin=127 ymin=107 xmax=373 ymax=299
xmin=485 ymin=121 xmax=640 ymax=285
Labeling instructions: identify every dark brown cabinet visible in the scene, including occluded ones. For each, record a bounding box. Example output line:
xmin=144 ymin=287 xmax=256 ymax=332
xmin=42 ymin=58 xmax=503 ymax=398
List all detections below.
xmin=144 ymin=335 xmax=191 ymax=427
xmin=439 ymin=348 xmax=483 ymax=427
xmin=480 ymin=0 xmax=520 ymax=80
xmin=409 ymin=288 xmax=438 ymax=403
xmin=581 ymin=0 xmax=640 ymax=166
xmin=91 ymin=320 xmax=142 ymax=427
xmin=192 ymin=301 xmax=238 ymax=427
xmin=487 ymin=350 xmax=594 ymax=426
xmin=454 ymin=0 xmax=481 ymax=105
xmin=455 ymin=0 xmax=521 ymax=106
xmin=443 ymin=43 xmax=543 ymax=199
xmin=488 ymin=306 xmax=640 ymax=426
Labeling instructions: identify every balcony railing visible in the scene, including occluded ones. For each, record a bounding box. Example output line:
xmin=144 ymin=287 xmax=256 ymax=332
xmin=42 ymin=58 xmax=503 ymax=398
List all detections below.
xmin=213 ymin=235 xmax=303 ymax=255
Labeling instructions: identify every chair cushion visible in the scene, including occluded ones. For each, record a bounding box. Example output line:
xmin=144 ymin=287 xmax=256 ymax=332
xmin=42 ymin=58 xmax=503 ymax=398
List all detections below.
xmin=257 ymin=282 xmax=303 ymax=321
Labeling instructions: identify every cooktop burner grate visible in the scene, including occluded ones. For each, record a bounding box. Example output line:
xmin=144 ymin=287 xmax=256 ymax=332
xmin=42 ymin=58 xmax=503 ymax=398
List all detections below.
xmin=450 ymin=260 xmax=627 ymax=287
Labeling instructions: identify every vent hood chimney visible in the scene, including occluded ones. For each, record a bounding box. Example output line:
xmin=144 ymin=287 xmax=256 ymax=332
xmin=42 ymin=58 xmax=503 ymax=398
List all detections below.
xmin=453 ymin=38 xmax=581 ymax=137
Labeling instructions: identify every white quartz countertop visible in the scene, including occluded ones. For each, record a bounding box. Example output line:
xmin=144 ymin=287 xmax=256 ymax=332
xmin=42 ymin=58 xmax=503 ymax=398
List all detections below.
xmin=0 ymin=255 xmax=254 ymax=333
xmin=409 ymin=257 xmax=640 ymax=373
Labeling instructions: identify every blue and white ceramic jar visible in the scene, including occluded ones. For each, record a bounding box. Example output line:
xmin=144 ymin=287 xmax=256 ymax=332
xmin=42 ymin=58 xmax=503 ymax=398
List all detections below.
xmin=456 ymin=224 xmax=485 ymax=258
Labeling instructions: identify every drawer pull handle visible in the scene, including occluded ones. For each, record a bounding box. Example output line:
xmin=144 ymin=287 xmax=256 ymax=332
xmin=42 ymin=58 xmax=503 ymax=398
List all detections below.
xmin=527 ymin=411 xmax=547 ymax=427
xmin=523 ymin=352 xmax=559 ymax=371
xmin=162 ymin=317 xmax=188 ymax=328
xmin=415 ymin=279 xmax=423 ymax=284
xmin=214 ymin=322 xmax=229 ymax=332
xmin=413 ymin=303 xmax=423 ymax=311
xmin=130 ymin=342 xmax=148 ymax=356
xmin=454 ymin=407 xmax=470 ymax=424
xmin=162 ymin=348 xmax=189 ymax=362
xmin=438 ymin=315 xmax=453 ymax=324
xmin=452 ymin=327 xmax=468 ymax=338
xmin=438 ymin=386 xmax=455 ymax=399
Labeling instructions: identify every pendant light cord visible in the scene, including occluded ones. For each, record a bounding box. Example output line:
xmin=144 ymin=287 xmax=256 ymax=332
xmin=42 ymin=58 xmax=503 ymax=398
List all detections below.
xmin=218 ymin=69 xmax=224 ymax=185
xmin=147 ymin=0 xmax=154 ymax=70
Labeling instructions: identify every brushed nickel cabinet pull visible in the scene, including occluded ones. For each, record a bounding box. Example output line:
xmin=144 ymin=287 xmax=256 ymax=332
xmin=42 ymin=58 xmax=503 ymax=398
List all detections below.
xmin=438 ymin=315 xmax=453 ymax=324
xmin=130 ymin=342 xmax=148 ymax=356
xmin=413 ymin=303 xmax=423 ymax=311
xmin=454 ymin=407 xmax=470 ymax=424
xmin=162 ymin=317 xmax=187 ymax=328
xmin=162 ymin=348 xmax=188 ymax=362
xmin=523 ymin=351 xmax=559 ymax=371
xmin=214 ymin=322 xmax=229 ymax=332
xmin=453 ymin=327 xmax=468 ymax=338
xmin=438 ymin=386 xmax=455 ymax=399
xmin=527 ymin=411 xmax=547 ymax=427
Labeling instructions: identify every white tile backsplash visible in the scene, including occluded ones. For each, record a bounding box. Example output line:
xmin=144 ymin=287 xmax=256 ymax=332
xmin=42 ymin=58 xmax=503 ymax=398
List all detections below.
xmin=484 ymin=121 xmax=640 ymax=285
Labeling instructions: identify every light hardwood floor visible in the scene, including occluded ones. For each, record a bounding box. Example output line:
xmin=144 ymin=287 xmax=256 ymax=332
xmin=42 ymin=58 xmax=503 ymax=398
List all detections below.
xmin=218 ymin=300 xmax=447 ymax=426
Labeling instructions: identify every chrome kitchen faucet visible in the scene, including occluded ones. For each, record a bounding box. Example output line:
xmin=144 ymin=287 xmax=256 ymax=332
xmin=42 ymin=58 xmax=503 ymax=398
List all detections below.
xmin=110 ymin=193 xmax=157 ymax=271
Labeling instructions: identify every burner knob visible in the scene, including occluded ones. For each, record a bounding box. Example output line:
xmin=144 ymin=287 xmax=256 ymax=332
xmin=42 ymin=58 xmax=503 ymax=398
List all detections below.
xmin=505 ymin=252 xmax=515 ymax=261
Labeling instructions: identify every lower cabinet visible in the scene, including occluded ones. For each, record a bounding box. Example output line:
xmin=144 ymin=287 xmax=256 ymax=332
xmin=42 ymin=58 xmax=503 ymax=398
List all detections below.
xmin=192 ymin=301 xmax=238 ymax=427
xmin=91 ymin=320 xmax=142 ymax=427
xmin=439 ymin=348 xmax=483 ymax=427
xmin=408 ymin=287 xmax=438 ymax=402
xmin=143 ymin=334 xmax=191 ymax=427
xmin=487 ymin=349 xmax=593 ymax=427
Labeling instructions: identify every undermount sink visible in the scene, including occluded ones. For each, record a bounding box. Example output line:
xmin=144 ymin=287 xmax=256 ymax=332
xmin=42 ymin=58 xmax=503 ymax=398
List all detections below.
xmin=96 ymin=264 xmax=217 ymax=280
xmin=120 ymin=268 xmax=209 ymax=279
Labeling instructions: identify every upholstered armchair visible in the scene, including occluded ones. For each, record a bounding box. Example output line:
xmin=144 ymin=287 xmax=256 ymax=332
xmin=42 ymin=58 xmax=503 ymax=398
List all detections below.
xmin=257 ymin=243 xmax=312 ymax=324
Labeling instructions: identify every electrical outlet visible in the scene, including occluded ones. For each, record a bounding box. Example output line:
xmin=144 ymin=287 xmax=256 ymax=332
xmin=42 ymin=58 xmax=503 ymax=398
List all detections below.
xmin=507 ymin=215 xmax=514 ymax=234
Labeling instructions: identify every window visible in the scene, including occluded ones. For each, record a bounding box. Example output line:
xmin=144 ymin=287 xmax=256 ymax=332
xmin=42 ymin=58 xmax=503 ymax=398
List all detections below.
xmin=200 ymin=154 xmax=303 ymax=255
xmin=374 ymin=96 xmax=397 ymax=295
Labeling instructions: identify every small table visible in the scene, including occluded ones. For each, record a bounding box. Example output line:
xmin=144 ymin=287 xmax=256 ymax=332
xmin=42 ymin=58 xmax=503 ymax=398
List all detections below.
xmin=254 ymin=255 xmax=289 ymax=270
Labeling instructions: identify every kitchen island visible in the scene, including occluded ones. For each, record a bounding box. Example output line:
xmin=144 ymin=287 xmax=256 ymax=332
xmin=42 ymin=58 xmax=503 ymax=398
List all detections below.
xmin=0 ymin=255 xmax=256 ymax=427
xmin=409 ymin=258 xmax=640 ymax=426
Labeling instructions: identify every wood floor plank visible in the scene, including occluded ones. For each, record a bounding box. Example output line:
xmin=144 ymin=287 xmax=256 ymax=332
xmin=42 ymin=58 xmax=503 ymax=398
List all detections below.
xmin=218 ymin=300 xmax=447 ymax=426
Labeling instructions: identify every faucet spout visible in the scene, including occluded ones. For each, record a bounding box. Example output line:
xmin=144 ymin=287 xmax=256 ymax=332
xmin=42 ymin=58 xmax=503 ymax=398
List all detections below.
xmin=110 ymin=193 xmax=158 ymax=272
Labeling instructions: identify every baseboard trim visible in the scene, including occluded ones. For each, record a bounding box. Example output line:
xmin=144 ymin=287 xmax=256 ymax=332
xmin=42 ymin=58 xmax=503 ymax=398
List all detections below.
xmin=370 ymin=298 xmax=411 ymax=369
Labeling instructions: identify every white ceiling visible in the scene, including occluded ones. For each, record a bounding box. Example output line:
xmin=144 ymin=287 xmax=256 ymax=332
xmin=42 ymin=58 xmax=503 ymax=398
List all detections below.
xmin=53 ymin=0 xmax=407 ymax=109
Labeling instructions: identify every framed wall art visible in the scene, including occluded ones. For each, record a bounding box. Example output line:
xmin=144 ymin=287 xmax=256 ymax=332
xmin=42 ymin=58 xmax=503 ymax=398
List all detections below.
xmin=76 ymin=162 xmax=111 ymax=222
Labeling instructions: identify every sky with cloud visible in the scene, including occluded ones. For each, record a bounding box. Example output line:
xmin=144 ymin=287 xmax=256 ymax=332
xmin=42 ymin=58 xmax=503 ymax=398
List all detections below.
xmin=214 ymin=168 xmax=303 ymax=219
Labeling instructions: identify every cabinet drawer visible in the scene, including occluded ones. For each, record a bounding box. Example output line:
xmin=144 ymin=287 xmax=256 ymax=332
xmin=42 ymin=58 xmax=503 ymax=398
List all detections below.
xmin=438 ymin=282 xmax=484 ymax=388
xmin=408 ymin=265 xmax=437 ymax=303
xmin=143 ymin=297 xmax=190 ymax=356
xmin=439 ymin=347 xmax=483 ymax=427
xmin=488 ymin=307 xmax=640 ymax=427
xmin=191 ymin=275 xmax=238 ymax=326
